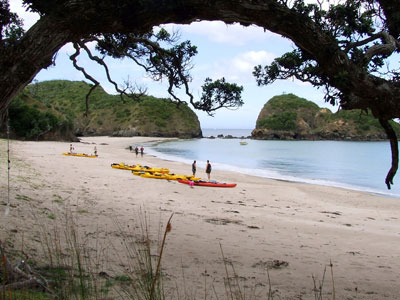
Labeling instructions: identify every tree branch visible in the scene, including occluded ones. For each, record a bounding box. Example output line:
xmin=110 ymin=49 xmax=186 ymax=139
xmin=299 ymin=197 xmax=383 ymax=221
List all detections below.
xmin=344 ymin=31 xmax=400 ymax=64
xmin=379 ymin=118 xmax=399 ymax=189
xmin=78 ymin=41 xmax=143 ymax=102
xmin=364 ymin=32 xmax=398 ymax=62
xmin=70 ymin=42 xmax=99 ymax=116
xmin=95 ymin=32 xmax=198 ymax=105
xmin=0 ymin=240 xmax=52 ymax=293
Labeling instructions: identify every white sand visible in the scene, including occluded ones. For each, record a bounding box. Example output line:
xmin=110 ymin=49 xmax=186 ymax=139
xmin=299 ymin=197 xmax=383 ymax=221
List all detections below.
xmin=1 ymin=136 xmax=400 ymax=299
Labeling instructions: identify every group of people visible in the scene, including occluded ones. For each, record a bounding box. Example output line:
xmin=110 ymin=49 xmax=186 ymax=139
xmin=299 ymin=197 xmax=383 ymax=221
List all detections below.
xmin=130 ymin=145 xmax=144 ymax=157
xmin=69 ymin=144 xmax=97 ymax=156
xmin=192 ymin=160 xmax=212 ymax=181
xmin=69 ymin=142 xmax=212 ymax=180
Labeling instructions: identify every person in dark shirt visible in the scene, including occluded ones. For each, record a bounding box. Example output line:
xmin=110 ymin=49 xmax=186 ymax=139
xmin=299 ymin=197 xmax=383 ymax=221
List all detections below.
xmin=192 ymin=160 xmax=197 ymax=176
xmin=206 ymin=160 xmax=212 ymax=181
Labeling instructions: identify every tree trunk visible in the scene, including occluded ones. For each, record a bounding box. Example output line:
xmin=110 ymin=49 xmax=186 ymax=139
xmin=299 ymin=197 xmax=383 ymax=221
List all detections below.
xmin=0 ymin=16 xmax=73 ymax=117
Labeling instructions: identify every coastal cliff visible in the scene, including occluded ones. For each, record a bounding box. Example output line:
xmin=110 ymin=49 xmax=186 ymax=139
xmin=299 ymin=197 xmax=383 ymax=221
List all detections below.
xmin=5 ymin=80 xmax=202 ymax=140
xmin=252 ymin=94 xmax=400 ymax=140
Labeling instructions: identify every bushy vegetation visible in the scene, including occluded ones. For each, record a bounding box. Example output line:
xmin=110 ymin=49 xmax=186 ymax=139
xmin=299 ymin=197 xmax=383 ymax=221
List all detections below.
xmin=266 ymin=93 xmax=319 ymax=111
xmin=8 ymin=80 xmax=201 ymax=139
xmin=255 ymin=93 xmax=400 ymax=138
xmin=135 ymin=97 xmax=199 ymax=130
xmin=334 ymin=109 xmax=400 ymax=135
xmin=25 ymin=80 xmax=116 ymax=111
xmin=8 ymin=94 xmax=73 ymax=140
xmin=256 ymin=94 xmax=318 ymax=131
xmin=257 ymin=111 xmax=297 ymax=130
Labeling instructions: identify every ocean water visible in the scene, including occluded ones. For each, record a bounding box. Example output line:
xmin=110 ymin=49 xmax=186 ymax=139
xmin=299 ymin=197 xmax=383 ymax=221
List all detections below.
xmin=144 ymin=130 xmax=400 ymax=198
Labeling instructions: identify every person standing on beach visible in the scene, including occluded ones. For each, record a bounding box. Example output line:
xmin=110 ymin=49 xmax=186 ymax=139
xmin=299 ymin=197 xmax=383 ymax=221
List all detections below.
xmin=135 ymin=146 xmax=139 ymax=157
xmin=192 ymin=160 xmax=197 ymax=176
xmin=140 ymin=146 xmax=144 ymax=157
xmin=94 ymin=146 xmax=97 ymax=156
xmin=69 ymin=144 xmax=74 ymax=153
xmin=206 ymin=160 xmax=212 ymax=181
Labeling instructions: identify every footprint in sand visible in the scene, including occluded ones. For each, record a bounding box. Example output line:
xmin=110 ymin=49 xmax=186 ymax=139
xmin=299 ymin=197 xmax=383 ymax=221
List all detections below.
xmin=247 ymin=225 xmax=260 ymax=229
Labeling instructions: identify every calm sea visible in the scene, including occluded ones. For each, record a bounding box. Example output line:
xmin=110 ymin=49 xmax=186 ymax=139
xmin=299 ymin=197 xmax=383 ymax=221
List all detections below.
xmin=144 ymin=128 xmax=400 ymax=198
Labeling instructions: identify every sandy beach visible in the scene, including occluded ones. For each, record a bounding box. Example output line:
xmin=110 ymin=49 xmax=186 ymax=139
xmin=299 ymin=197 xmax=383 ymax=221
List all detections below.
xmin=1 ymin=136 xmax=400 ymax=299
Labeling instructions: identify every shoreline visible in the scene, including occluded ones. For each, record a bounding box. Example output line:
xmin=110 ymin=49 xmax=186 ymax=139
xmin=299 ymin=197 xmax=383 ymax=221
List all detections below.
xmin=144 ymin=137 xmax=400 ymax=199
xmin=1 ymin=136 xmax=400 ymax=299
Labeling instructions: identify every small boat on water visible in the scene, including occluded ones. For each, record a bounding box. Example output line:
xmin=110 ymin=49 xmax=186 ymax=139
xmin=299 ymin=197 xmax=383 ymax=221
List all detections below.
xmin=178 ymin=179 xmax=237 ymax=188
xmin=240 ymin=141 xmax=248 ymax=145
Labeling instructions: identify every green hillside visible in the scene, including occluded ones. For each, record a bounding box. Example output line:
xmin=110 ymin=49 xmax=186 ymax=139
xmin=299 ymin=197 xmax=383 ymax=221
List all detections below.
xmin=253 ymin=93 xmax=400 ymax=140
xmin=256 ymin=94 xmax=320 ymax=131
xmin=7 ymin=80 xmax=202 ymax=140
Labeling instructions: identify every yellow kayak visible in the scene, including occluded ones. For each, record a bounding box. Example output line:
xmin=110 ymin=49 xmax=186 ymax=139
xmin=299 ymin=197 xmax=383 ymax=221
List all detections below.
xmin=132 ymin=171 xmax=149 ymax=176
xmin=137 ymin=171 xmax=200 ymax=181
xmin=164 ymin=174 xmax=201 ymax=181
xmin=111 ymin=163 xmax=140 ymax=171
xmin=143 ymin=167 xmax=170 ymax=174
xmin=111 ymin=163 xmax=169 ymax=173
xmin=63 ymin=152 xmax=98 ymax=158
xmin=135 ymin=166 xmax=169 ymax=173
xmin=140 ymin=172 xmax=169 ymax=179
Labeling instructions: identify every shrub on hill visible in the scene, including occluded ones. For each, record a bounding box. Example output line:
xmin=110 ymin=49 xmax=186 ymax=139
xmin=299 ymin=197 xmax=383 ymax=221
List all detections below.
xmin=257 ymin=111 xmax=297 ymax=130
xmin=6 ymin=80 xmax=202 ymax=139
xmin=254 ymin=93 xmax=400 ymax=140
xmin=256 ymin=94 xmax=319 ymax=131
xmin=8 ymin=94 xmax=73 ymax=140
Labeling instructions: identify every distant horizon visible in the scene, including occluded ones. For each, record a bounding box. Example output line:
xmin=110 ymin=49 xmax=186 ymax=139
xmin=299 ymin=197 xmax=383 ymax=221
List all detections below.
xmin=201 ymin=128 xmax=253 ymax=137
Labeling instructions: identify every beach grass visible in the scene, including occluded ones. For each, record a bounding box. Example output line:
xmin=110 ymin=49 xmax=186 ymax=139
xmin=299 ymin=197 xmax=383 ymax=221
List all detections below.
xmin=1 ymin=206 xmax=292 ymax=300
xmin=1 ymin=137 xmax=396 ymax=300
xmin=1 ymin=207 xmax=177 ymax=300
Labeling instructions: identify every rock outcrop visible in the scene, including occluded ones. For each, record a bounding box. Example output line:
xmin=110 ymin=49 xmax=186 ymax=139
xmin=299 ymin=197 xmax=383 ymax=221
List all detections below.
xmin=252 ymin=94 xmax=400 ymax=140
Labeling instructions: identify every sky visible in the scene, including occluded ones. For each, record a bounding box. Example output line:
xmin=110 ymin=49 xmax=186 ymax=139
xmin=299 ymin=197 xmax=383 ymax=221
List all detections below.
xmin=9 ymin=0 xmax=332 ymax=130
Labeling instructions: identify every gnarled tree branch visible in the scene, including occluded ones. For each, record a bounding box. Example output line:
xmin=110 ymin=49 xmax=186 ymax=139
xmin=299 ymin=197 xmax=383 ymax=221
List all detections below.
xmin=78 ymin=40 xmax=145 ymax=103
xmin=363 ymin=31 xmax=399 ymax=62
xmin=379 ymin=118 xmax=399 ymax=189
xmin=70 ymin=42 xmax=99 ymax=116
xmin=0 ymin=240 xmax=52 ymax=293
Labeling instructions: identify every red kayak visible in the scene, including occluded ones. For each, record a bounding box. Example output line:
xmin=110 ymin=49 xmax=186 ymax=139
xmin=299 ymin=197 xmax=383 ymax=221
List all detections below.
xmin=178 ymin=179 xmax=237 ymax=188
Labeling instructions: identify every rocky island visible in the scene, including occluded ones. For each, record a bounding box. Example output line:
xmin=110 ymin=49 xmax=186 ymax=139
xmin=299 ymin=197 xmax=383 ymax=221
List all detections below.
xmin=252 ymin=93 xmax=400 ymax=141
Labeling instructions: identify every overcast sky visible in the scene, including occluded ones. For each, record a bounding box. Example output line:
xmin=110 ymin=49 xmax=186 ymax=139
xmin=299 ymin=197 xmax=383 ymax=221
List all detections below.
xmin=10 ymin=0 xmax=331 ymax=129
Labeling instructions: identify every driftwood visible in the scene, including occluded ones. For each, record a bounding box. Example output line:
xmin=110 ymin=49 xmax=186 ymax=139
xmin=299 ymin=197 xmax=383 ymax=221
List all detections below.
xmin=0 ymin=240 xmax=52 ymax=293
